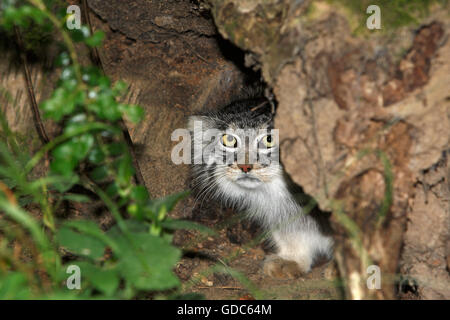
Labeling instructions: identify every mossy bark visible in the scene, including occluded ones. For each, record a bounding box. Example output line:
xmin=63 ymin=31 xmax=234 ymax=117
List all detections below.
xmin=206 ymin=0 xmax=450 ymax=299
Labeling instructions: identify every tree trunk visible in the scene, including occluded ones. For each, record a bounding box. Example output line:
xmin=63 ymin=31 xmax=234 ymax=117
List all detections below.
xmin=208 ymin=0 xmax=449 ymax=299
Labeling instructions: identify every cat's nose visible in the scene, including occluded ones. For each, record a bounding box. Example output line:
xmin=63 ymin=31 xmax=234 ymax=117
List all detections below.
xmin=237 ymin=164 xmax=253 ymax=173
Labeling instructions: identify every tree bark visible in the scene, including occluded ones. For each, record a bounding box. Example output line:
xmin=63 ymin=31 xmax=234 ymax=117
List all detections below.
xmin=207 ymin=0 xmax=449 ymax=299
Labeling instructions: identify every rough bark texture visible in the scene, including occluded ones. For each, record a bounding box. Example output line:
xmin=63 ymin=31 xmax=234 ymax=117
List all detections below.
xmin=86 ymin=0 xmax=251 ymax=218
xmin=207 ymin=0 xmax=450 ymax=299
xmin=400 ymin=154 xmax=450 ymax=299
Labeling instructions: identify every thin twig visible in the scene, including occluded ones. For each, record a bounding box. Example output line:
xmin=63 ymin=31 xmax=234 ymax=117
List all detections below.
xmin=118 ymin=120 xmax=146 ymax=186
xmin=81 ymin=0 xmax=102 ymax=67
xmin=250 ymin=100 xmax=269 ymax=112
xmin=14 ymin=26 xmax=50 ymax=145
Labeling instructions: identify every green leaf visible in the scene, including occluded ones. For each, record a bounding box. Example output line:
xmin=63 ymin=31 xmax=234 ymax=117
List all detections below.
xmin=122 ymin=104 xmax=144 ymax=123
xmin=61 ymin=194 xmax=91 ymax=203
xmin=51 ymin=134 xmax=94 ymax=176
xmin=107 ymin=229 xmax=181 ymax=291
xmin=106 ymin=142 xmax=125 ymax=156
xmin=56 ymin=226 xmax=106 ymax=259
xmin=56 ymin=52 xmax=71 ymax=67
xmin=73 ymin=134 xmax=95 ymax=158
xmin=87 ymin=147 xmax=105 ymax=165
xmin=69 ymin=25 xmax=90 ymax=42
xmin=89 ymin=165 xmax=109 ymax=182
xmin=48 ymin=173 xmax=79 ymax=193
xmin=62 ymin=220 xmax=119 ymax=252
xmin=131 ymin=185 xmax=149 ymax=204
xmin=85 ymin=30 xmax=105 ymax=47
xmin=97 ymin=93 xmax=121 ymax=121
xmin=116 ymin=154 xmax=134 ymax=186
xmin=41 ymin=88 xmax=72 ymax=121
xmin=73 ymin=262 xmax=119 ymax=297
xmin=109 ymin=220 xmax=149 ymax=234
xmin=105 ymin=181 xmax=119 ymax=198
xmin=0 ymin=272 xmax=30 ymax=300
xmin=97 ymin=76 xmax=111 ymax=89
xmin=50 ymin=142 xmax=78 ymax=175
xmin=88 ymin=268 xmax=119 ymax=297
xmin=127 ymin=203 xmax=142 ymax=220
xmin=112 ymin=80 xmax=128 ymax=96
xmin=82 ymin=66 xmax=102 ymax=86
xmin=148 ymin=191 xmax=190 ymax=217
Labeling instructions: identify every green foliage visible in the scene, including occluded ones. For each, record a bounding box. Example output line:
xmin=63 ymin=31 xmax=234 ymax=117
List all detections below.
xmin=0 ymin=0 xmax=202 ymax=299
xmin=1 ymin=3 xmax=48 ymax=30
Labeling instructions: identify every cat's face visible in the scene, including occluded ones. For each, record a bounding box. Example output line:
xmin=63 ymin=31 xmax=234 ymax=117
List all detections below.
xmin=189 ymin=99 xmax=282 ymax=198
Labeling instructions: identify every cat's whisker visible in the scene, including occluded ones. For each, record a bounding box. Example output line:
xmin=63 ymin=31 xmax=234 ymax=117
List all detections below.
xmin=190 ymin=170 xmax=224 ymax=191
xmin=192 ymin=177 xmax=222 ymax=210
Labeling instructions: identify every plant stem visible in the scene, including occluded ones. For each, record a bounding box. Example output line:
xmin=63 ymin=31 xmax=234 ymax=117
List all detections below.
xmin=25 ymin=122 xmax=116 ymax=173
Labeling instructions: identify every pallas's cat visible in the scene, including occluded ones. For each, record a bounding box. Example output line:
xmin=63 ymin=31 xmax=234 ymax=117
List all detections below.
xmin=188 ymin=91 xmax=333 ymax=278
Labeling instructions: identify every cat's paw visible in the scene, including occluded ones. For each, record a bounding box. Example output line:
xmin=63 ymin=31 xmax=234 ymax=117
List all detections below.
xmin=262 ymin=255 xmax=306 ymax=279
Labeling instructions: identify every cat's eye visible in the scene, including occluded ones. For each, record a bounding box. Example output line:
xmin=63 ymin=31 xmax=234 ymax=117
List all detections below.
xmin=221 ymin=134 xmax=238 ymax=148
xmin=261 ymin=135 xmax=275 ymax=148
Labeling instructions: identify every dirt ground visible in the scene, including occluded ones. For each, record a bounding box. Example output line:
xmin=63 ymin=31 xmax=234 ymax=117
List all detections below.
xmin=172 ymin=208 xmax=343 ymax=300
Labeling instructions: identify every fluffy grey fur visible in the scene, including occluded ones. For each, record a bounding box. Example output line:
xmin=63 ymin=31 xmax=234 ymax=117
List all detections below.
xmin=188 ymin=93 xmax=333 ymax=275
